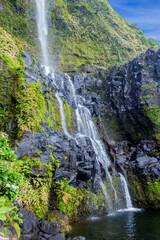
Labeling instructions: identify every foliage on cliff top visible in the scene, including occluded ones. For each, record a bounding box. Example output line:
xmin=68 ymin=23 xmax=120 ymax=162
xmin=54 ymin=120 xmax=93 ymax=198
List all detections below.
xmin=0 ymin=0 xmax=37 ymax=53
xmin=0 ymin=0 xmax=159 ymax=70
xmin=48 ymin=0 xmax=159 ymax=69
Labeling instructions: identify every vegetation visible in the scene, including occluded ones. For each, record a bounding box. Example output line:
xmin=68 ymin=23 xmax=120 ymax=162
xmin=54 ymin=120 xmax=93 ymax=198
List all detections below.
xmin=146 ymin=180 xmax=160 ymax=206
xmin=15 ymin=156 xmax=53 ymax=219
xmin=0 ymin=28 xmax=62 ymax=138
xmin=54 ymin=178 xmax=107 ymax=222
xmin=0 ymin=136 xmax=55 ymax=220
xmin=0 ymin=0 xmax=160 ymax=234
xmin=48 ymin=0 xmax=158 ymax=70
xmin=0 ymin=0 xmax=159 ymax=70
xmin=64 ymin=101 xmax=76 ymax=132
xmin=54 ymin=178 xmax=79 ymax=220
xmin=0 ymin=0 xmax=37 ymax=53
xmin=0 ymin=137 xmax=22 ymax=238
xmin=144 ymin=105 xmax=160 ymax=140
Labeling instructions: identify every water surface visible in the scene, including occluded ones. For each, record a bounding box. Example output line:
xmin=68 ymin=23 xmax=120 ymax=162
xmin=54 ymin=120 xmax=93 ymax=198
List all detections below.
xmin=69 ymin=209 xmax=160 ymax=240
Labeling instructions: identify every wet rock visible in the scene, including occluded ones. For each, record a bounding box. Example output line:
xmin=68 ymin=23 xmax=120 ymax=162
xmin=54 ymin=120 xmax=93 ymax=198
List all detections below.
xmin=21 ymin=52 xmax=33 ymax=68
xmin=137 ymin=156 xmax=158 ymax=169
xmin=72 ymin=237 xmax=86 ymax=240
xmin=49 ymin=233 xmax=65 ymax=240
xmin=19 ymin=208 xmax=38 ymax=233
xmin=0 ymin=226 xmax=12 ymax=240
xmin=23 ymin=234 xmax=35 ymax=240
xmin=39 ymin=231 xmax=52 ymax=238
xmin=39 ymin=219 xmax=60 ymax=235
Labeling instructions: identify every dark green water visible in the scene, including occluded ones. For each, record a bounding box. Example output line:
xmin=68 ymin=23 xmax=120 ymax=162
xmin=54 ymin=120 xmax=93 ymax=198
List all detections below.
xmin=69 ymin=209 xmax=160 ymax=240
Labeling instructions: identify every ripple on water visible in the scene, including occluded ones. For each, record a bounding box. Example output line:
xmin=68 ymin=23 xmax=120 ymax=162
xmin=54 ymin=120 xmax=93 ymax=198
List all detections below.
xmin=69 ymin=210 xmax=160 ymax=240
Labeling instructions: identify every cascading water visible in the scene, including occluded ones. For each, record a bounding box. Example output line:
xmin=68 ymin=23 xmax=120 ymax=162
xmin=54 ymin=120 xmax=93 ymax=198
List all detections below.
xmin=120 ymin=173 xmax=133 ymax=209
xmin=34 ymin=0 xmax=133 ymax=213
xmin=55 ymin=92 xmax=72 ymax=139
xmin=59 ymin=74 xmax=132 ymax=212
xmin=35 ymin=0 xmax=49 ymax=66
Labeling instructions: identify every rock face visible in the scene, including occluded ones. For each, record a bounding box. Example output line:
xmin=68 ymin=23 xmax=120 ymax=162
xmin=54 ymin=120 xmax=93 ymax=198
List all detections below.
xmin=1 ymin=46 xmax=160 ymax=239
xmin=16 ymin=48 xmax=160 ymax=212
xmin=88 ymin=48 xmax=160 ymax=208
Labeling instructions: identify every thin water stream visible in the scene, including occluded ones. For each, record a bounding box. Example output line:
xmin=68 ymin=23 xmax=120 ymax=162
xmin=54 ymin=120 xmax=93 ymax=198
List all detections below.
xmin=35 ymin=0 xmax=49 ymax=66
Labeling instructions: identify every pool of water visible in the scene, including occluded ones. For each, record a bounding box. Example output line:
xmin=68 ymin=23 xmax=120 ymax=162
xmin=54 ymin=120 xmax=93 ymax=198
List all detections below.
xmin=69 ymin=209 xmax=160 ymax=240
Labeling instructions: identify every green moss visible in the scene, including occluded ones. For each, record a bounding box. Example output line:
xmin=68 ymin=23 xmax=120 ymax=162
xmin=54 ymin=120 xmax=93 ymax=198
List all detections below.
xmin=64 ymin=101 xmax=76 ymax=132
xmin=144 ymin=105 xmax=160 ymax=139
xmin=44 ymin=97 xmax=63 ymax=132
xmin=48 ymin=145 xmax=57 ymax=150
xmin=0 ymin=28 xmax=63 ymax=138
xmin=152 ymin=148 xmax=160 ymax=156
xmin=146 ymin=180 xmax=160 ymax=207
xmin=48 ymin=211 xmax=71 ymax=234
xmin=126 ymin=166 xmax=160 ymax=209
xmin=53 ymin=178 xmax=107 ymax=222
xmin=14 ymin=156 xmax=53 ymax=219
xmin=48 ymin=0 xmax=158 ymax=70
xmin=0 ymin=0 xmax=37 ymax=53
xmin=142 ymin=84 xmax=156 ymax=90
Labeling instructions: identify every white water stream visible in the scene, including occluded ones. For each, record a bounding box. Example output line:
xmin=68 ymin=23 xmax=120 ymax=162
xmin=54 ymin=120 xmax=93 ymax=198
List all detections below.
xmin=120 ymin=173 xmax=133 ymax=209
xmin=55 ymin=92 xmax=72 ymax=139
xmin=35 ymin=0 xmax=49 ymax=66
xmin=35 ymin=0 xmax=133 ymax=212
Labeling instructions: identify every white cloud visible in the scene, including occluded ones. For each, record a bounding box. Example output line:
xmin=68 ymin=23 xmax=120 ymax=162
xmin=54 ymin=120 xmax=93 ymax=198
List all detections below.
xmin=108 ymin=0 xmax=160 ymax=42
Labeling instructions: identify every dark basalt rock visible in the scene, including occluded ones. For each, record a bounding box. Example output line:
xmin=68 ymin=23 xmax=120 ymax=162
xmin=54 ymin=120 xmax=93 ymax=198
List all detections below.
xmin=72 ymin=237 xmax=86 ymax=240
xmin=19 ymin=208 xmax=38 ymax=233
xmin=49 ymin=233 xmax=65 ymax=240
xmin=39 ymin=219 xmax=60 ymax=235
xmin=20 ymin=210 xmax=86 ymax=240
xmin=23 ymin=234 xmax=35 ymax=240
xmin=21 ymin=52 xmax=33 ymax=68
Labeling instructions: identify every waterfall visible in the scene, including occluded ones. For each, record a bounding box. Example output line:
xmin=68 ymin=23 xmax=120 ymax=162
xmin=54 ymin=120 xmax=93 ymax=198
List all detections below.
xmin=55 ymin=92 xmax=72 ymax=139
xmin=35 ymin=0 xmax=49 ymax=66
xmin=34 ymin=0 xmax=134 ymax=213
xmin=120 ymin=173 xmax=133 ymax=209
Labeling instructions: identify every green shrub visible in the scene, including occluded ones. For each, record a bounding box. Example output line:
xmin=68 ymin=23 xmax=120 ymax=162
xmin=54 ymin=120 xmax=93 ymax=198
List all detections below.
xmin=0 ymin=137 xmax=21 ymax=200
xmin=54 ymin=178 xmax=79 ymax=219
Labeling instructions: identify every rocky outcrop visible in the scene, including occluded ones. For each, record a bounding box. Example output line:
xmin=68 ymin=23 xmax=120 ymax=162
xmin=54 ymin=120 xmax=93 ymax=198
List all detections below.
xmin=61 ymin=48 xmax=160 ymax=209
xmin=1 ymin=45 xmax=160 ymax=240
xmin=20 ymin=209 xmax=86 ymax=240
xmin=89 ymin=48 xmax=160 ymax=208
xmin=15 ymin=48 xmax=160 ymax=211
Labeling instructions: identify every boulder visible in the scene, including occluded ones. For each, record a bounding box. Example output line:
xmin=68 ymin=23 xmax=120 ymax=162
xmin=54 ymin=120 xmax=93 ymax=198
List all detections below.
xmin=19 ymin=208 xmax=38 ymax=233
xmin=39 ymin=219 xmax=60 ymax=235
xmin=49 ymin=233 xmax=65 ymax=240
xmin=23 ymin=234 xmax=35 ymax=240
xmin=72 ymin=237 xmax=86 ymax=240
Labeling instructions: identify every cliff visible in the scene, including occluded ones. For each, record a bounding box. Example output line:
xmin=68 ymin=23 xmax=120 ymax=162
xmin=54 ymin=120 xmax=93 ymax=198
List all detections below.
xmin=0 ymin=1 xmax=160 ymax=240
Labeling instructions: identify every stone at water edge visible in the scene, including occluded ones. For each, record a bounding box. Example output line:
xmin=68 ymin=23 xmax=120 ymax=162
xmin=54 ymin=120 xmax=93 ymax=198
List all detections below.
xmin=72 ymin=237 xmax=86 ymax=240
xmin=49 ymin=233 xmax=65 ymax=240
xmin=39 ymin=219 xmax=60 ymax=235
xmin=23 ymin=234 xmax=35 ymax=240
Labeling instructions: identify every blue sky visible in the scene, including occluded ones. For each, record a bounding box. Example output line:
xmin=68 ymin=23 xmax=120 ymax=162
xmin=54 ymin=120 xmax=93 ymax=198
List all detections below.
xmin=108 ymin=0 xmax=160 ymax=43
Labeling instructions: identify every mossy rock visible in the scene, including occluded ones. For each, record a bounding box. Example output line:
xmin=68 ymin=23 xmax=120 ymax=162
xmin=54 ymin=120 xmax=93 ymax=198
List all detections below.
xmin=48 ymin=210 xmax=71 ymax=234
xmin=7 ymin=222 xmax=20 ymax=240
